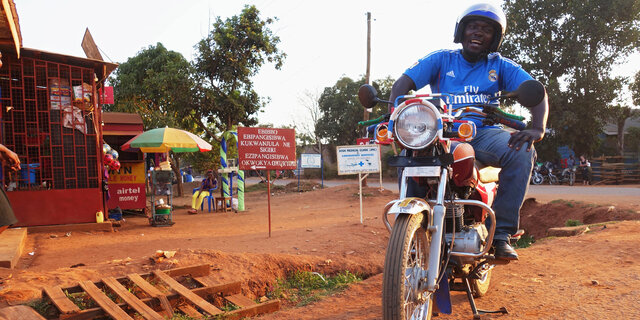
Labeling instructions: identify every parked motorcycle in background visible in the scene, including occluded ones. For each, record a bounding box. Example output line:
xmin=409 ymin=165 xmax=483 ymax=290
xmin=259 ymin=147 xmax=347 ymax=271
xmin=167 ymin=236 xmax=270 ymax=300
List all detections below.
xmin=358 ymin=80 xmax=545 ymax=319
xmin=559 ymin=166 xmax=576 ymax=186
xmin=530 ymin=162 xmax=544 ymax=185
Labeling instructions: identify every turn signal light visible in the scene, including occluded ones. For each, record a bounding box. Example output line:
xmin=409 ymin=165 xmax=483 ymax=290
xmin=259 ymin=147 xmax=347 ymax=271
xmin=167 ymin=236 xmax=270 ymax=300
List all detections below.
xmin=458 ymin=123 xmax=474 ymax=139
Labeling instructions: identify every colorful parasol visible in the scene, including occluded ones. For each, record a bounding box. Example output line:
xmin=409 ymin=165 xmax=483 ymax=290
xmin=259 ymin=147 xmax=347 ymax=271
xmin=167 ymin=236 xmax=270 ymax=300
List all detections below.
xmin=121 ymin=127 xmax=212 ymax=153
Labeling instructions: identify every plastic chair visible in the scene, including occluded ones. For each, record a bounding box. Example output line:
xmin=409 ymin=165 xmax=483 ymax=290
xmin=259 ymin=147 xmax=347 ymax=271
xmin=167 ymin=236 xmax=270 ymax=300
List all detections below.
xmin=192 ymin=186 xmax=218 ymax=212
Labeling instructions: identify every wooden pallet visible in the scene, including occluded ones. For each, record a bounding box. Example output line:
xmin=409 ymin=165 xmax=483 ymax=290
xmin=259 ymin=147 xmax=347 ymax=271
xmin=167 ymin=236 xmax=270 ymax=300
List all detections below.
xmin=41 ymin=264 xmax=280 ymax=320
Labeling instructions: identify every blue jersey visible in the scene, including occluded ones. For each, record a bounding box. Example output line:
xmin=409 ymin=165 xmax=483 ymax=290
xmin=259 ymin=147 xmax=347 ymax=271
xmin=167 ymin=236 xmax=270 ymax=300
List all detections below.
xmin=403 ymin=49 xmax=532 ymax=128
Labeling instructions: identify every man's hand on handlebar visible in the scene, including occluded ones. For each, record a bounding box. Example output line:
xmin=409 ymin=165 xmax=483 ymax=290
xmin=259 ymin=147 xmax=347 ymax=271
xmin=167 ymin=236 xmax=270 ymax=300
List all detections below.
xmin=508 ymin=128 xmax=544 ymax=152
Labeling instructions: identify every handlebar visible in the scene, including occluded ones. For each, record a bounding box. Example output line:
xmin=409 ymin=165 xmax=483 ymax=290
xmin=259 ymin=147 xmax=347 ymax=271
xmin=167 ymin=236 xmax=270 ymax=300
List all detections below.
xmin=358 ymin=114 xmax=387 ymax=126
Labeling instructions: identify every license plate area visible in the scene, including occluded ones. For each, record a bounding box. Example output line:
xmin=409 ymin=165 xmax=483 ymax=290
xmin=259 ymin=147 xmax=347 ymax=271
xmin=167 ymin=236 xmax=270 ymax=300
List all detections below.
xmin=404 ymin=166 xmax=440 ymax=177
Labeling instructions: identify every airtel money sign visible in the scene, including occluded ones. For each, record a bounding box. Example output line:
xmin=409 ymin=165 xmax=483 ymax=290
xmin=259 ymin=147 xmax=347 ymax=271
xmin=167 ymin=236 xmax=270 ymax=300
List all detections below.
xmin=237 ymin=127 xmax=297 ymax=170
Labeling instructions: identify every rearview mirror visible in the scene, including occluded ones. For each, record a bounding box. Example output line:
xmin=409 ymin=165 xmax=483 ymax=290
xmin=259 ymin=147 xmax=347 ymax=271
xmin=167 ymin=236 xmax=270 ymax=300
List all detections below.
xmin=358 ymin=84 xmax=379 ymax=109
xmin=516 ymin=80 xmax=545 ymax=107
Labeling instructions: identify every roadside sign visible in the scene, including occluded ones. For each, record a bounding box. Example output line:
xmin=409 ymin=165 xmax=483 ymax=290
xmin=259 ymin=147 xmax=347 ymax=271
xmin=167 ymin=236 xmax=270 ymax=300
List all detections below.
xmin=336 ymin=145 xmax=381 ymax=175
xmin=238 ymin=127 xmax=296 ymax=170
xmin=300 ymin=153 xmax=322 ymax=168
xmin=237 ymin=126 xmax=296 ymax=238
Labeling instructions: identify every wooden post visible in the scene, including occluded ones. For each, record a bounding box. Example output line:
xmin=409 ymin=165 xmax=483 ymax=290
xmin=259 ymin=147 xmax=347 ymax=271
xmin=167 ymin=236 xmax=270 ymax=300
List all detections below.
xmin=267 ymin=170 xmax=271 ymax=237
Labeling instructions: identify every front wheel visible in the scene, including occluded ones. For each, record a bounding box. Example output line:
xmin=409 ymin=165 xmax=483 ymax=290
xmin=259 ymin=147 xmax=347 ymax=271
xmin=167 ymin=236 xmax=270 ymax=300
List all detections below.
xmin=531 ymin=173 xmax=543 ymax=185
xmin=382 ymin=213 xmax=433 ymax=320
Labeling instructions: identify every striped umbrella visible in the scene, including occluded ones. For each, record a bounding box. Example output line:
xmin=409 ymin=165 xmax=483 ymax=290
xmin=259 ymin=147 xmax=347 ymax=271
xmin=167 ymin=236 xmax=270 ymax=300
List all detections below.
xmin=121 ymin=127 xmax=211 ymax=153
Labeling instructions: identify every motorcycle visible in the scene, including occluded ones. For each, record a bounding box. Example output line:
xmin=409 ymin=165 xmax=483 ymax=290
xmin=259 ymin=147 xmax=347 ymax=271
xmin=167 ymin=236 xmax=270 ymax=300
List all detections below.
xmin=559 ymin=166 xmax=576 ymax=186
xmin=530 ymin=162 xmax=543 ymax=185
xmin=540 ymin=161 xmax=559 ymax=185
xmin=357 ymin=79 xmax=545 ymax=320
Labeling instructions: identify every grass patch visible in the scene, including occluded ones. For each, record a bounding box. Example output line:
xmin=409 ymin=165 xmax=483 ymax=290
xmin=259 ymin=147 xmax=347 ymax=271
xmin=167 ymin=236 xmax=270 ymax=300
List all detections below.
xmin=565 ymin=219 xmax=584 ymax=227
xmin=268 ymin=270 xmax=362 ymax=307
xmin=513 ymin=234 xmax=535 ymax=249
xmin=65 ymin=291 xmax=98 ymax=310
xmin=245 ymin=182 xmax=285 ymax=193
xmin=26 ymin=299 xmax=57 ymax=318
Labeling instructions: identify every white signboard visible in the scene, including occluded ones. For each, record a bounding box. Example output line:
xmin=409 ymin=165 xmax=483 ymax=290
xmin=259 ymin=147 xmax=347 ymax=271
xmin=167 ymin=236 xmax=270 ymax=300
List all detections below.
xmin=336 ymin=145 xmax=381 ymax=175
xmin=300 ymin=153 xmax=322 ymax=168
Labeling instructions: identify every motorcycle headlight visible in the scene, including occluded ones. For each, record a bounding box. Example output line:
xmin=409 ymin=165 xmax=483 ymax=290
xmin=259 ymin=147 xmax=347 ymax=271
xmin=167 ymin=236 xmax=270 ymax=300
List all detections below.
xmin=393 ymin=102 xmax=439 ymax=149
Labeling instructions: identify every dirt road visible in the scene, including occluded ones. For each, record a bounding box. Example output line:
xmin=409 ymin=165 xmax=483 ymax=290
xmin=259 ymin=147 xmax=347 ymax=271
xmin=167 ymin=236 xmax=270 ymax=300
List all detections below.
xmin=1 ymin=182 xmax=639 ymax=319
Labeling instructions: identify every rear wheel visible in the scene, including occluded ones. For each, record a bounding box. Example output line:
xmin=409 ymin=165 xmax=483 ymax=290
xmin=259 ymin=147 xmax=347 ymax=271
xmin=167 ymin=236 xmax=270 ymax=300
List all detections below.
xmin=382 ymin=213 xmax=433 ymax=320
xmin=569 ymin=172 xmax=575 ymax=186
xmin=470 ymin=268 xmax=492 ymax=298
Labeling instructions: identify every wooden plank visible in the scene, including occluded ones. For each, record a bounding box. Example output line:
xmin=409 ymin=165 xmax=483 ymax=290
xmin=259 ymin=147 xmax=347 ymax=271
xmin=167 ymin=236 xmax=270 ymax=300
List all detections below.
xmin=127 ymin=274 xmax=164 ymax=297
xmin=224 ymin=300 xmax=281 ymax=319
xmin=60 ymin=264 xmax=212 ymax=294
xmin=42 ymin=285 xmax=81 ymax=315
xmin=153 ymin=271 xmax=222 ymax=316
xmin=56 ymin=285 xmax=240 ymax=320
xmin=193 ymin=277 xmax=241 ymax=295
xmin=102 ymin=277 xmax=164 ymax=320
xmin=0 ymin=305 xmax=46 ymax=320
xmin=162 ymin=264 xmax=210 ymax=278
xmin=79 ymin=281 xmax=133 ymax=320
xmin=225 ymin=294 xmax=256 ymax=308
xmin=127 ymin=273 xmax=173 ymax=316
xmin=0 ymin=227 xmax=27 ymax=268
xmin=177 ymin=304 xmax=203 ymax=319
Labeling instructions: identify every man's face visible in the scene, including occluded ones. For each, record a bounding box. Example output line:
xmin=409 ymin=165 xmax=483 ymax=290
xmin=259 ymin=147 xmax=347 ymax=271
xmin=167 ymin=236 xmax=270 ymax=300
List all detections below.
xmin=462 ymin=19 xmax=495 ymax=55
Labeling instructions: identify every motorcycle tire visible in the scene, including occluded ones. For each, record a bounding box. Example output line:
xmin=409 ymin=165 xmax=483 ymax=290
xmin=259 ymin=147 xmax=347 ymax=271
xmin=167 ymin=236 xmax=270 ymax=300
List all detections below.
xmin=549 ymin=175 xmax=559 ymax=185
xmin=531 ymin=174 xmax=543 ymax=185
xmin=470 ymin=269 xmax=492 ymax=298
xmin=382 ymin=213 xmax=434 ymax=320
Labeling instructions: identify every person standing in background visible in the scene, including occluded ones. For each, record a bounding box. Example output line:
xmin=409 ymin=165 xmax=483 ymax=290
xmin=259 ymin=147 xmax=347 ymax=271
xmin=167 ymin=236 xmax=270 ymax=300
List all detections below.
xmin=0 ymin=144 xmax=20 ymax=233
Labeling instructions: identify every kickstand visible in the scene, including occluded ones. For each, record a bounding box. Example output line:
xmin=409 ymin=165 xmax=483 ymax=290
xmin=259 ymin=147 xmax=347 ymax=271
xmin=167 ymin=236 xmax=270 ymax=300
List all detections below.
xmin=463 ymin=277 xmax=508 ymax=319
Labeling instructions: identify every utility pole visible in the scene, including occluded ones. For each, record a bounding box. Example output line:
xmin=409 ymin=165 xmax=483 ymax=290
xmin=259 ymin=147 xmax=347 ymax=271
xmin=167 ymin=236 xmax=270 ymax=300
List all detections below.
xmin=362 ymin=12 xmax=372 ymax=187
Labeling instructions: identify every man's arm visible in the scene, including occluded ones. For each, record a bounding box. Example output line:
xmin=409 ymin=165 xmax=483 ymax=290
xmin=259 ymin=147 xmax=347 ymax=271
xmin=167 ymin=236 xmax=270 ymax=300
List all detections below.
xmin=0 ymin=144 xmax=20 ymax=172
xmin=507 ymin=92 xmax=549 ymax=152
xmin=388 ymin=75 xmax=417 ymax=113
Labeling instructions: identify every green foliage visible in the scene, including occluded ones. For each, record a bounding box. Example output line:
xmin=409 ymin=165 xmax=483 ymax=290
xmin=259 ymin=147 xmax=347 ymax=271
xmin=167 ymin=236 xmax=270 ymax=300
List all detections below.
xmin=626 ymin=127 xmax=640 ymax=152
xmin=513 ymin=234 xmax=535 ymax=249
xmin=26 ymin=299 xmax=55 ymax=318
xmin=108 ymin=43 xmax=196 ymax=131
xmin=194 ymin=5 xmax=286 ymax=133
xmin=632 ymin=71 xmax=640 ymax=106
xmin=565 ymin=219 xmax=584 ymax=227
xmin=316 ymin=77 xmax=393 ymax=146
xmin=65 ymin=290 xmax=97 ymax=310
xmin=268 ymin=270 xmax=361 ymax=307
xmin=604 ymin=104 xmax=640 ymax=156
xmin=502 ymin=0 xmax=640 ymax=156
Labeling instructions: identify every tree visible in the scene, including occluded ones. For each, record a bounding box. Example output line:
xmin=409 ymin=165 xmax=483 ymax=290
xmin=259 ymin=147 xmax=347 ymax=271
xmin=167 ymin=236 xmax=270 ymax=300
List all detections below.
xmin=631 ymin=70 xmax=640 ymax=106
xmin=108 ymin=43 xmax=200 ymax=196
xmin=108 ymin=43 xmax=196 ymax=129
xmin=193 ymin=5 xmax=286 ymax=136
xmin=316 ymin=76 xmax=393 ymax=146
xmin=606 ymin=104 xmax=640 ymax=156
xmin=501 ymin=0 xmax=640 ymax=158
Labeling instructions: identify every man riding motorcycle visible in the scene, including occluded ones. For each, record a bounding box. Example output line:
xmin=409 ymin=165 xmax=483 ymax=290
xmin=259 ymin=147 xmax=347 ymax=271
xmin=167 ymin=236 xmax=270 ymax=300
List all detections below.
xmin=389 ymin=3 xmax=549 ymax=260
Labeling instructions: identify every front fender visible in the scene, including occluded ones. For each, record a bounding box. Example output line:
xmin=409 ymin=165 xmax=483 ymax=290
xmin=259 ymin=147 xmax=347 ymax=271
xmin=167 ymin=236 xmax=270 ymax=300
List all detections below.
xmin=383 ymin=197 xmax=432 ymax=232
xmin=387 ymin=197 xmax=432 ymax=215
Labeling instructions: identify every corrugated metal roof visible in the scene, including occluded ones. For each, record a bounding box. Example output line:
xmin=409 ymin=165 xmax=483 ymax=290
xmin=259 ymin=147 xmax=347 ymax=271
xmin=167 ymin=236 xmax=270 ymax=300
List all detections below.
xmin=103 ymin=112 xmax=143 ymax=125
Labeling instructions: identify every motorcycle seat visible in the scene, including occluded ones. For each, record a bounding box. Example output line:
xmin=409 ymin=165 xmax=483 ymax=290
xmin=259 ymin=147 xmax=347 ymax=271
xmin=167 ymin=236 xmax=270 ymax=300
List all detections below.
xmin=476 ymin=163 xmax=501 ymax=184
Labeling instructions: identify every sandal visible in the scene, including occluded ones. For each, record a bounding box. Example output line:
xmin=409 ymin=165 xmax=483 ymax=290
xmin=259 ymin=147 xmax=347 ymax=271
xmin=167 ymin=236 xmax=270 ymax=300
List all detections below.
xmin=188 ymin=209 xmax=198 ymax=214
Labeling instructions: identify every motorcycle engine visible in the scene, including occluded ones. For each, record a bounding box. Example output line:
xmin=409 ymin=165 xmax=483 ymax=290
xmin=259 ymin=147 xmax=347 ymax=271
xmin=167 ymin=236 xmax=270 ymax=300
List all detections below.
xmin=445 ymin=224 xmax=488 ymax=262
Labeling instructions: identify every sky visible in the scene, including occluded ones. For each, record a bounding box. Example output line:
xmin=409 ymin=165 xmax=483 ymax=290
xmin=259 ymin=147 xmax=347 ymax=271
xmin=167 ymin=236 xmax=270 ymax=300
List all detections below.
xmin=16 ymin=0 xmax=640 ymax=131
